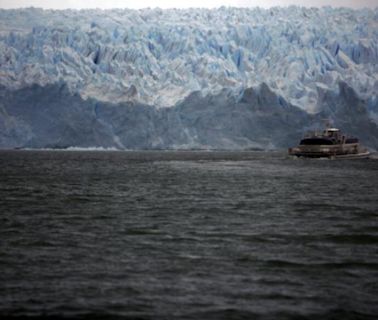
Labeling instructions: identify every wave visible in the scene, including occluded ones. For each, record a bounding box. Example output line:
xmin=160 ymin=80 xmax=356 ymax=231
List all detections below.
xmin=19 ymin=146 xmax=122 ymax=151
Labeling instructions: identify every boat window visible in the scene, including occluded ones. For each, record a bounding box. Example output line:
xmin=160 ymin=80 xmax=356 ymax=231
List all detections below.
xmin=300 ymin=138 xmax=334 ymax=145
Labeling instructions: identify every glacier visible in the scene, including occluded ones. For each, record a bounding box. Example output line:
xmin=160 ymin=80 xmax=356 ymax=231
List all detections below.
xmin=0 ymin=6 xmax=377 ymax=150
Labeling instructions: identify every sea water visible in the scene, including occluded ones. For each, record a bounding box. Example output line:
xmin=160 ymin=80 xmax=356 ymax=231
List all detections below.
xmin=0 ymin=150 xmax=377 ymax=319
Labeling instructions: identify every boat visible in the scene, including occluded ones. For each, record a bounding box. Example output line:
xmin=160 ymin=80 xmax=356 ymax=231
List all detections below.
xmin=288 ymin=123 xmax=370 ymax=159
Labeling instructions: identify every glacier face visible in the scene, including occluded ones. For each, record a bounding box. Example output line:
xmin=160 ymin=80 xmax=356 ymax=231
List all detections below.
xmin=0 ymin=7 xmax=377 ymax=110
xmin=0 ymin=7 xmax=377 ymax=149
xmin=1 ymin=81 xmax=378 ymax=150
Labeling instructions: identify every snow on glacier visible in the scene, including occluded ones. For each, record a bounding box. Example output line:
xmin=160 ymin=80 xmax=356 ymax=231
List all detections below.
xmin=0 ymin=6 xmax=377 ymax=112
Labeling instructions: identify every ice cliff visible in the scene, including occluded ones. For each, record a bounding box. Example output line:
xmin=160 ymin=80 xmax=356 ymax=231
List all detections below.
xmin=0 ymin=7 xmax=377 ymax=149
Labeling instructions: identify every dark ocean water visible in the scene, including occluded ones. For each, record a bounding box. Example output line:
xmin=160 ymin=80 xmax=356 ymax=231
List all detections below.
xmin=0 ymin=150 xmax=377 ymax=320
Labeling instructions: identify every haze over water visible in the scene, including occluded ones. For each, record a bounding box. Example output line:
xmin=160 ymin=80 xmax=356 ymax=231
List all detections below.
xmin=0 ymin=150 xmax=377 ymax=319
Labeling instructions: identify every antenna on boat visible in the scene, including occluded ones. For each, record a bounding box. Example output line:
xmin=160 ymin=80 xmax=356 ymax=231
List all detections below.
xmin=322 ymin=118 xmax=333 ymax=129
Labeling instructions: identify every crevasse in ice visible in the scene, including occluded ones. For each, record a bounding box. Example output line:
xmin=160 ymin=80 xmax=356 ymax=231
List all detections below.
xmin=0 ymin=6 xmax=377 ymax=112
